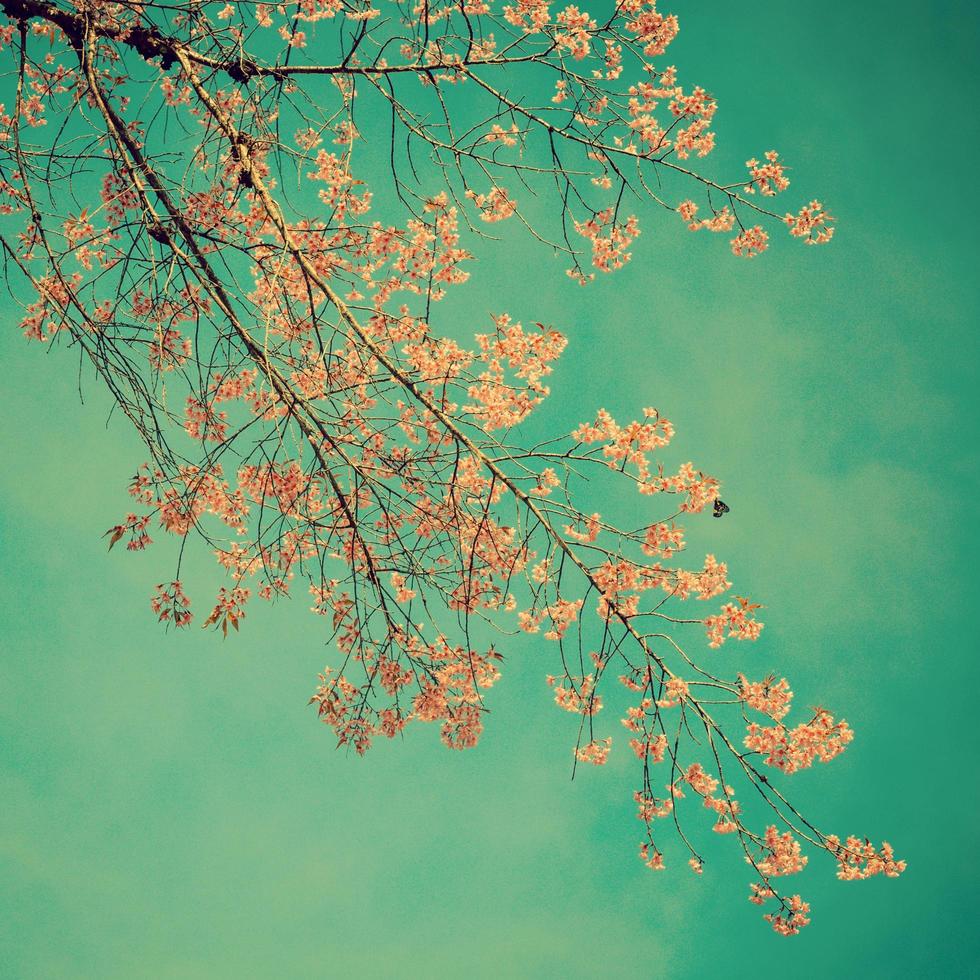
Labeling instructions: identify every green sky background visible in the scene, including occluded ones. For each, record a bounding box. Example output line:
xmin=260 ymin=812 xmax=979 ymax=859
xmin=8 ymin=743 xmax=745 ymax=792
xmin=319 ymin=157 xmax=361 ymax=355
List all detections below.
xmin=2 ymin=1 xmax=978 ymax=977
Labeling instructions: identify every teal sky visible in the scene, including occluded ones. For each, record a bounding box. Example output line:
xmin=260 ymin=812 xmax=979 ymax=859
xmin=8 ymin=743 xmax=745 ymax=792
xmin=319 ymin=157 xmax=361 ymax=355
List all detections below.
xmin=2 ymin=2 xmax=978 ymax=978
